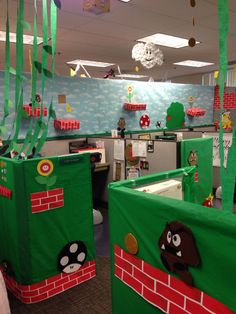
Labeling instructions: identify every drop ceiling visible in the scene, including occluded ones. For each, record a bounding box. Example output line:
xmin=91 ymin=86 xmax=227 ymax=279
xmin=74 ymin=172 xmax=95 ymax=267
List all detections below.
xmin=0 ymin=0 xmax=235 ymax=82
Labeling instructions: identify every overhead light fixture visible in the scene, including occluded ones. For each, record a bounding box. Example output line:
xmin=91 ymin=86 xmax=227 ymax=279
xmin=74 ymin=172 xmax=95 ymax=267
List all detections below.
xmin=0 ymin=31 xmax=43 ymax=45
xmin=173 ymin=60 xmax=214 ymax=67
xmin=116 ymin=74 xmax=148 ymax=79
xmin=119 ymin=0 xmax=132 ymax=2
xmin=137 ymin=33 xmax=200 ymax=48
xmin=67 ymin=59 xmax=115 ymax=67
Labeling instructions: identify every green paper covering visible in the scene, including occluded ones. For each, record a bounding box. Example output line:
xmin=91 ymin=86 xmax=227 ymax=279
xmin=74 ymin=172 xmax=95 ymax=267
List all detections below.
xmin=166 ymin=102 xmax=185 ymax=130
xmin=181 ymin=137 xmax=213 ymax=204
xmin=109 ymin=168 xmax=236 ymax=313
xmin=0 ymin=154 xmax=96 ymax=284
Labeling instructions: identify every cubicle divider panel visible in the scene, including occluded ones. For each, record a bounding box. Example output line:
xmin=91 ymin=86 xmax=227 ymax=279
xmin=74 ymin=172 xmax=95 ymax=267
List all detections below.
xmin=181 ymin=137 xmax=213 ymax=205
xmin=109 ymin=168 xmax=235 ymax=314
xmin=0 ymin=154 xmax=96 ymax=303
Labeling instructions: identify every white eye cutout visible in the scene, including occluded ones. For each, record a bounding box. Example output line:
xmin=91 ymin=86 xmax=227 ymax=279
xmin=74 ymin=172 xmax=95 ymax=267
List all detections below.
xmin=70 ymin=243 xmax=78 ymax=253
xmin=77 ymin=252 xmax=86 ymax=262
xmin=167 ymin=231 xmax=172 ymax=243
xmin=60 ymin=256 xmax=69 ymax=266
xmin=172 ymin=234 xmax=181 ymax=247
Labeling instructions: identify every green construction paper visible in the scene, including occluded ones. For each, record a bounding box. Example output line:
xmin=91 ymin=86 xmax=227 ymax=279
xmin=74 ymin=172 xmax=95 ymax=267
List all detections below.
xmin=34 ymin=61 xmax=42 ymax=74
xmin=2 ymin=2 xmax=10 ymax=124
xmin=181 ymin=138 xmax=213 ymax=204
xmin=109 ymin=167 xmax=236 ymax=313
xmin=51 ymin=0 xmax=57 ymax=76
xmin=0 ymin=154 xmax=96 ymax=284
xmin=166 ymin=102 xmax=185 ymax=129
xmin=43 ymin=68 xmax=53 ymax=78
xmin=43 ymin=45 xmax=52 ymax=55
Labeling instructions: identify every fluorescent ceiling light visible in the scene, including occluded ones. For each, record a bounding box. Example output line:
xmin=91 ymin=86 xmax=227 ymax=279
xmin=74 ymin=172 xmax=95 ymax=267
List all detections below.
xmin=173 ymin=60 xmax=214 ymax=67
xmin=119 ymin=0 xmax=132 ymax=2
xmin=0 ymin=31 xmax=43 ymax=45
xmin=67 ymin=59 xmax=115 ymax=67
xmin=137 ymin=33 xmax=200 ymax=48
xmin=116 ymin=74 xmax=148 ymax=79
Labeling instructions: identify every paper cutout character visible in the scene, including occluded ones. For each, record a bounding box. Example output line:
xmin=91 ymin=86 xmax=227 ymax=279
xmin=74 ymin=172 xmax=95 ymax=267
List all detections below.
xmin=188 ymin=150 xmax=198 ymax=166
xmin=117 ymin=117 xmax=126 ymax=138
xmin=159 ymin=221 xmax=201 ymax=286
xmin=202 ymin=193 xmax=213 ymax=207
xmin=58 ymin=241 xmax=87 ymax=273
xmin=222 ymin=111 xmax=233 ymax=130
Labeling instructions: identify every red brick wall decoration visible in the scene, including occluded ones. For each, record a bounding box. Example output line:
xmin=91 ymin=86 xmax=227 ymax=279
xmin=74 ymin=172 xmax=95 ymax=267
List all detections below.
xmin=214 ymin=85 xmax=236 ymax=109
xmin=0 ymin=185 xmax=12 ymax=199
xmin=30 ymin=188 xmax=64 ymax=213
xmin=1 ymin=260 xmax=96 ymax=304
xmin=114 ymin=245 xmax=233 ymax=314
xmin=22 ymin=105 xmax=48 ymax=117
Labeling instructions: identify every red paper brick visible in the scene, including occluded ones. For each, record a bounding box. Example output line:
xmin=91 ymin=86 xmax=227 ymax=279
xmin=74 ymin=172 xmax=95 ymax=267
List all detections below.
xmin=30 ymin=280 xmax=47 ymax=290
xmin=39 ymin=283 xmax=55 ymax=294
xmin=41 ymin=196 xmax=57 ymax=204
xmin=134 ymin=267 xmax=155 ymax=290
xmin=49 ymin=200 xmax=64 ymax=209
xmin=77 ymin=273 xmax=91 ymax=284
xmin=63 ymin=279 xmax=77 ymax=290
xmin=48 ymin=285 xmax=64 ymax=297
xmin=143 ymin=286 xmax=168 ymax=312
xmin=46 ymin=273 xmax=62 ymax=284
xmin=115 ymin=255 xmax=133 ymax=274
xmin=186 ymin=298 xmax=212 ymax=314
xmin=156 ymin=281 xmax=184 ymax=307
xmin=115 ymin=265 xmax=123 ymax=279
xmin=32 ymin=204 xmax=49 ymax=213
xmin=54 ymin=276 xmax=70 ymax=287
xmin=48 ymin=188 xmax=63 ymax=196
xmin=114 ymin=244 xmax=122 ymax=256
xmin=169 ymin=303 xmax=188 ymax=314
xmin=143 ymin=262 xmax=169 ymax=284
xmin=31 ymin=293 xmax=48 ymax=303
xmin=31 ymin=191 xmax=48 ymax=200
xmin=170 ymin=276 xmax=201 ymax=302
xmin=22 ymin=290 xmax=39 ymax=297
xmin=203 ymin=293 xmax=234 ymax=314
xmin=122 ymin=250 xmax=143 ymax=269
xmin=123 ymin=271 xmax=142 ymax=295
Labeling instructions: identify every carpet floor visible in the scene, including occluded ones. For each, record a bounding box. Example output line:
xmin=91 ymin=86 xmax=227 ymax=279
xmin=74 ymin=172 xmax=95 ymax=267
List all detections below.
xmin=8 ymin=256 xmax=112 ymax=314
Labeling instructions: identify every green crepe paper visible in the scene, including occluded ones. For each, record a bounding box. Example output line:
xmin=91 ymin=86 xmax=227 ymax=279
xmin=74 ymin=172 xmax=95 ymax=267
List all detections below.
xmin=19 ymin=15 xmax=39 ymax=155
xmin=51 ymin=0 xmax=57 ymax=77
xmin=217 ymin=0 xmax=234 ymax=212
xmin=181 ymin=138 xmax=213 ymax=205
xmin=0 ymin=154 xmax=96 ymax=284
xmin=109 ymin=167 xmax=236 ymax=313
xmin=2 ymin=1 xmax=10 ymax=126
xmin=166 ymin=102 xmax=185 ymax=129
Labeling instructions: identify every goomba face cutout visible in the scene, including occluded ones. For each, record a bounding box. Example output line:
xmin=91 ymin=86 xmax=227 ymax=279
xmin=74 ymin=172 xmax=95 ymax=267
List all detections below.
xmin=58 ymin=241 xmax=87 ymax=274
xmin=158 ymin=221 xmax=200 ymax=286
xmin=188 ymin=150 xmax=198 ymax=166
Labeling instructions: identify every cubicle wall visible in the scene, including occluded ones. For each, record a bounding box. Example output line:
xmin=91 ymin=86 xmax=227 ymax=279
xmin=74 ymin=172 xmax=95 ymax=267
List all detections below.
xmin=109 ymin=168 xmax=235 ymax=314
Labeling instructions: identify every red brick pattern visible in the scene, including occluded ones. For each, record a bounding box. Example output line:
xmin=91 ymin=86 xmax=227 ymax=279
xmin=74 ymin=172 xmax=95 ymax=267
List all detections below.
xmin=30 ymin=188 xmax=64 ymax=213
xmin=114 ymin=245 xmax=233 ymax=314
xmin=0 ymin=185 xmax=12 ymax=199
xmin=123 ymin=103 xmax=147 ymax=111
xmin=214 ymin=86 xmax=236 ymax=109
xmin=186 ymin=108 xmax=206 ymax=117
xmin=1 ymin=260 xmax=96 ymax=304
xmin=22 ymin=105 xmax=48 ymax=117
xmin=54 ymin=119 xmax=80 ymax=130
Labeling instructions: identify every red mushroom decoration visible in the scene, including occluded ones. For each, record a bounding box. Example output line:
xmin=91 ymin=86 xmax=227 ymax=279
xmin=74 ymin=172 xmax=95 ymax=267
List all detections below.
xmin=139 ymin=113 xmax=150 ymax=129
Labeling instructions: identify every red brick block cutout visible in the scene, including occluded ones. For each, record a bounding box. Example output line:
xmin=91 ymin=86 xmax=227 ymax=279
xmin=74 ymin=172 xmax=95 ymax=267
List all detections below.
xmin=123 ymin=103 xmax=147 ymax=111
xmin=0 ymin=185 xmax=12 ymax=199
xmin=1 ymin=260 xmax=96 ymax=304
xmin=114 ymin=245 xmax=233 ymax=314
xmin=186 ymin=108 xmax=206 ymax=117
xmin=54 ymin=119 xmax=80 ymax=130
xmin=22 ymin=105 xmax=48 ymax=117
xmin=30 ymin=188 xmax=64 ymax=213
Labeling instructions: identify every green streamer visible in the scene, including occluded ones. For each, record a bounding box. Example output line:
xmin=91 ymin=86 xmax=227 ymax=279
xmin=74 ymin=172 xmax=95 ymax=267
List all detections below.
xmin=217 ymin=0 xmax=232 ymax=211
xmin=20 ymin=11 xmax=39 ymax=154
xmin=51 ymin=0 xmax=57 ymax=76
xmin=2 ymin=0 xmax=10 ymax=127
xmin=41 ymin=0 xmax=48 ymax=97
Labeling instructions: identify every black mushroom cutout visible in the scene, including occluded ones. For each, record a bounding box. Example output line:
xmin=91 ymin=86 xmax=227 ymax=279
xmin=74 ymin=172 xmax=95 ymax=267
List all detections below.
xmin=58 ymin=241 xmax=87 ymax=274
